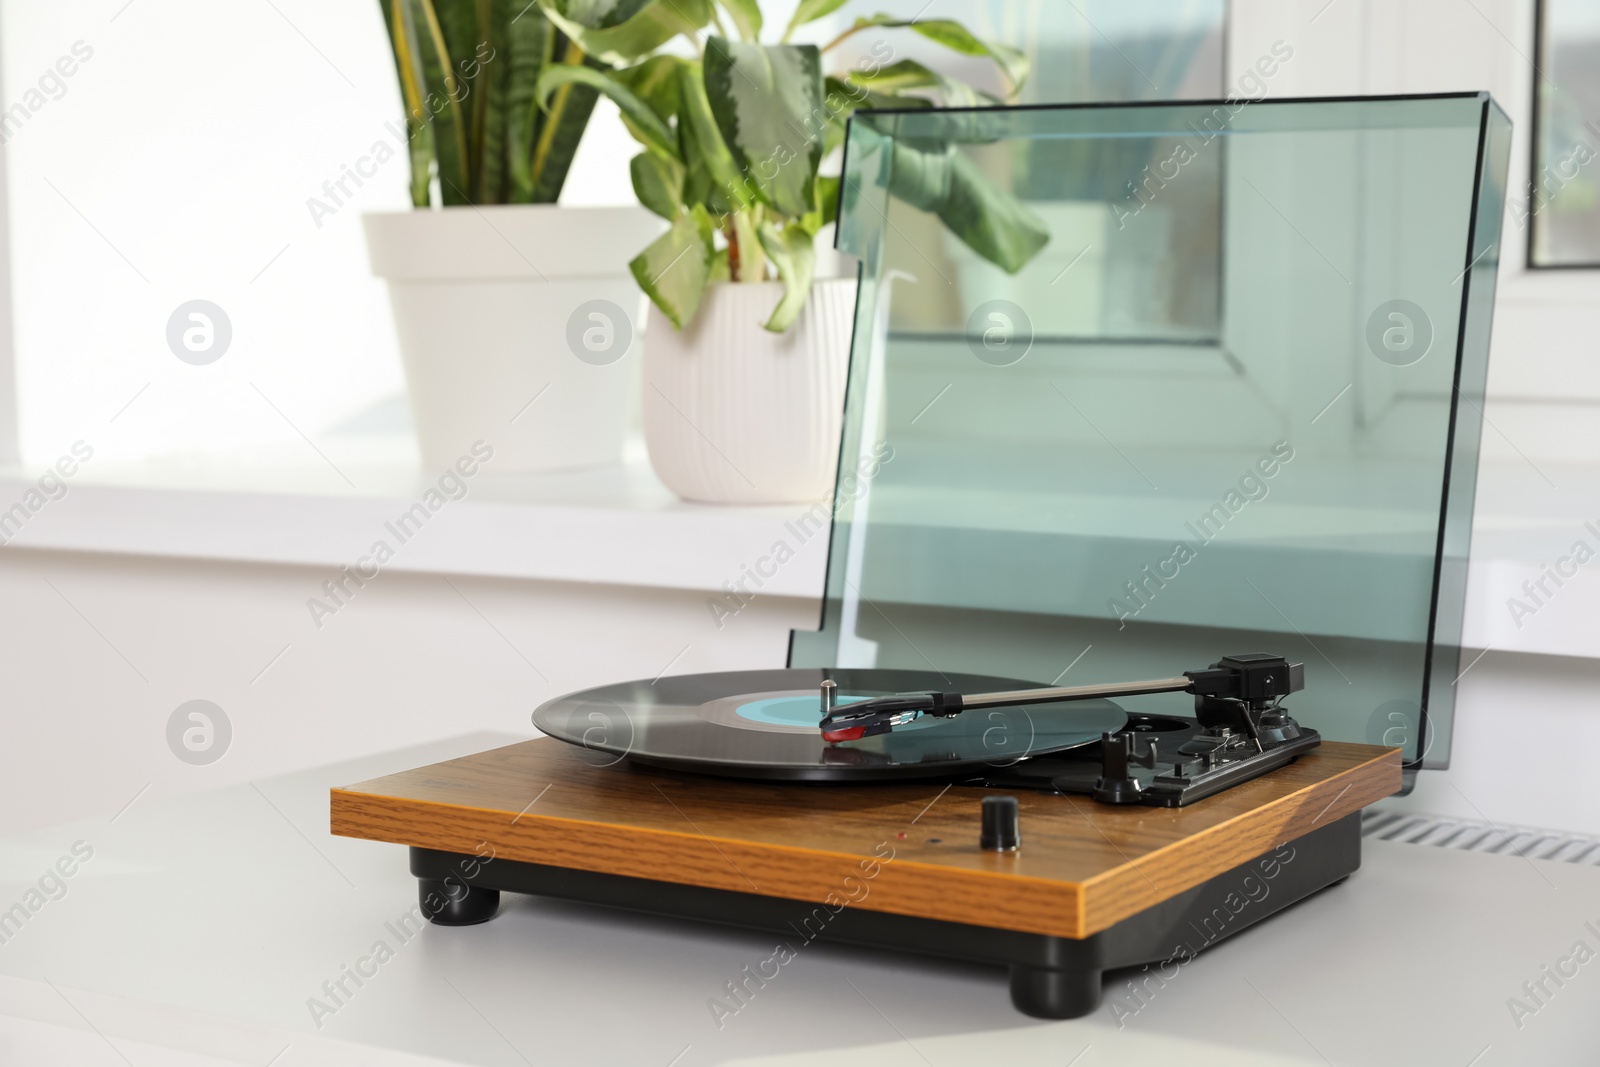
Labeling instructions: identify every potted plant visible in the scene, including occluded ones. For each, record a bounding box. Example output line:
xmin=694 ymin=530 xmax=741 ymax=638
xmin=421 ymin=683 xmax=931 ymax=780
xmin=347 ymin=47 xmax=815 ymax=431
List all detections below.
xmin=366 ymin=1 xmax=667 ymax=472
xmin=534 ymin=1 xmax=1049 ymax=503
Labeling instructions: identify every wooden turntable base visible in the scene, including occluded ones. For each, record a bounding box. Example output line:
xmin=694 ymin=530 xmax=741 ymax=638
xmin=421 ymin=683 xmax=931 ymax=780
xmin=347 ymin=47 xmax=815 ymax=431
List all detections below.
xmin=331 ymin=738 xmax=1400 ymax=940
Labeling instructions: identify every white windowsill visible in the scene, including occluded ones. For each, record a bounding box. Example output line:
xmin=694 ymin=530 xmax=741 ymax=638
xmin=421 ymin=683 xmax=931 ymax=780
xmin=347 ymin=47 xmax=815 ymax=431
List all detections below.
xmin=1 ymin=439 xmax=1597 ymax=659
xmin=0 ymin=435 xmax=831 ymax=600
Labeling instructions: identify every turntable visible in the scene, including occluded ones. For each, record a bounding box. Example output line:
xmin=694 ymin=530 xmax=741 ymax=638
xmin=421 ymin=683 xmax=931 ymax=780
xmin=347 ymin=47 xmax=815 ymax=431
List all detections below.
xmin=332 ymin=93 xmax=1509 ymax=1018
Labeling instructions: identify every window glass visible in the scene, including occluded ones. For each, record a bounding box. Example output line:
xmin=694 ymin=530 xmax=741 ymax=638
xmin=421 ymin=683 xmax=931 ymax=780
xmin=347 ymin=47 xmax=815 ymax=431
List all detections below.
xmin=1530 ymin=0 xmax=1600 ymax=267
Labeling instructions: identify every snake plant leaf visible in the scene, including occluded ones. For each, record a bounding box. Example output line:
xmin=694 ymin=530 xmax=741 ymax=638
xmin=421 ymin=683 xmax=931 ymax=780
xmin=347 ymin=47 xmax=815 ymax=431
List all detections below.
xmin=717 ymin=0 xmax=761 ymax=41
xmin=405 ymin=0 xmax=473 ymax=203
xmin=534 ymin=64 xmax=681 ymax=161
xmin=782 ymin=0 xmax=850 ymax=38
xmin=379 ymin=0 xmax=436 ymax=205
xmin=434 ymin=0 xmax=481 ymax=100
xmin=756 ymin=220 xmax=815 ymax=332
xmin=503 ymin=3 xmax=551 ymax=202
xmin=887 ymin=141 xmax=1049 ymax=273
xmin=702 ymin=38 xmax=823 ymax=219
xmin=529 ymin=42 xmax=602 ymax=201
xmin=630 ymin=205 xmax=715 ymax=329
xmin=471 ymin=2 xmax=507 ymax=202
xmin=845 ymin=15 xmax=1029 ymax=96
xmin=630 ymin=151 xmax=684 ymax=219
xmin=437 ymin=0 xmax=486 ymax=198
xmin=537 ymin=0 xmax=711 ymax=65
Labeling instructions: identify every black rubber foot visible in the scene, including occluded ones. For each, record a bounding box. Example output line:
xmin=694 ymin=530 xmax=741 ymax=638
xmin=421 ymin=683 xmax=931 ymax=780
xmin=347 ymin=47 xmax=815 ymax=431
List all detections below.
xmin=420 ymin=878 xmax=500 ymax=926
xmin=1009 ymin=965 xmax=1101 ymax=1019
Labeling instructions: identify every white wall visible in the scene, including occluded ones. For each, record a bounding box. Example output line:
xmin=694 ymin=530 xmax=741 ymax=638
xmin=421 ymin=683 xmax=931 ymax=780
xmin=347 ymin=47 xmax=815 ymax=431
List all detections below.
xmin=0 ymin=547 xmax=815 ymax=835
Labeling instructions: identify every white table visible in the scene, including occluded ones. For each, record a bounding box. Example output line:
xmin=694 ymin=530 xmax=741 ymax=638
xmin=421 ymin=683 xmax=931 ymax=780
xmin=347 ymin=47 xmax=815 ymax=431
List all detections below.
xmin=2 ymin=734 xmax=1595 ymax=1066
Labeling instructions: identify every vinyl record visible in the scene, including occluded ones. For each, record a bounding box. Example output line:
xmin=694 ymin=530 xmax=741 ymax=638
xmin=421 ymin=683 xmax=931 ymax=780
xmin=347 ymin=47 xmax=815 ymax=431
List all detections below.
xmin=531 ymin=668 xmax=1126 ymax=781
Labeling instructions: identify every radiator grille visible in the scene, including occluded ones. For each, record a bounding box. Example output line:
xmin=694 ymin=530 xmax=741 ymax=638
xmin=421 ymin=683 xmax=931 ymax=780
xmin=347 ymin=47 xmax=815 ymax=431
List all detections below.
xmin=1361 ymin=809 xmax=1600 ymax=865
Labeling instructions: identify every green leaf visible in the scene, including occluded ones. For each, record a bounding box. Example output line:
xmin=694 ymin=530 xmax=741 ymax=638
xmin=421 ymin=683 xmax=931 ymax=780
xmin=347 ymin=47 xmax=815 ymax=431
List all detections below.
xmin=843 ymin=55 xmax=1002 ymax=116
xmin=680 ymin=139 xmax=737 ymax=214
xmin=888 ymin=141 xmax=1049 ymax=272
xmin=379 ymin=0 xmax=436 ymax=205
xmin=783 ymin=0 xmax=850 ymax=38
xmin=614 ymin=54 xmax=684 ymax=123
xmin=535 ymin=63 xmax=681 ymax=161
xmin=538 ymin=0 xmax=711 ymax=64
xmin=472 ymin=2 xmax=507 ymax=202
xmin=729 ymin=206 xmax=765 ymax=282
xmin=845 ymin=15 xmax=1028 ymax=95
xmin=844 ymin=58 xmax=939 ymax=94
xmin=813 ymin=173 xmax=840 ymax=229
xmin=630 ymin=151 xmax=684 ymax=218
xmin=503 ymin=2 xmax=552 ymax=202
xmin=702 ymin=38 xmax=823 ymax=219
xmin=905 ymin=19 xmax=1028 ymax=93
xmin=529 ymin=45 xmax=601 ymax=201
xmin=677 ymin=60 xmax=752 ymax=209
xmin=630 ymin=206 xmax=715 ymax=329
xmin=756 ymin=221 xmax=815 ymax=332
xmin=406 ymin=0 xmax=473 ymax=203
xmin=718 ymin=0 xmax=761 ymax=41
xmin=927 ymin=72 xmax=1004 ymax=110
xmin=434 ymin=1 xmax=481 ymax=95
xmin=561 ymin=0 xmax=655 ymax=28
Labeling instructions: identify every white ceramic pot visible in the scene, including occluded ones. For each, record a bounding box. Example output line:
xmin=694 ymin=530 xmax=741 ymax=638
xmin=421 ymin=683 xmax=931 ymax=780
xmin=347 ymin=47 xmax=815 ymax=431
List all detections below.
xmin=643 ymin=278 xmax=858 ymax=504
xmin=364 ymin=204 xmax=663 ymax=472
